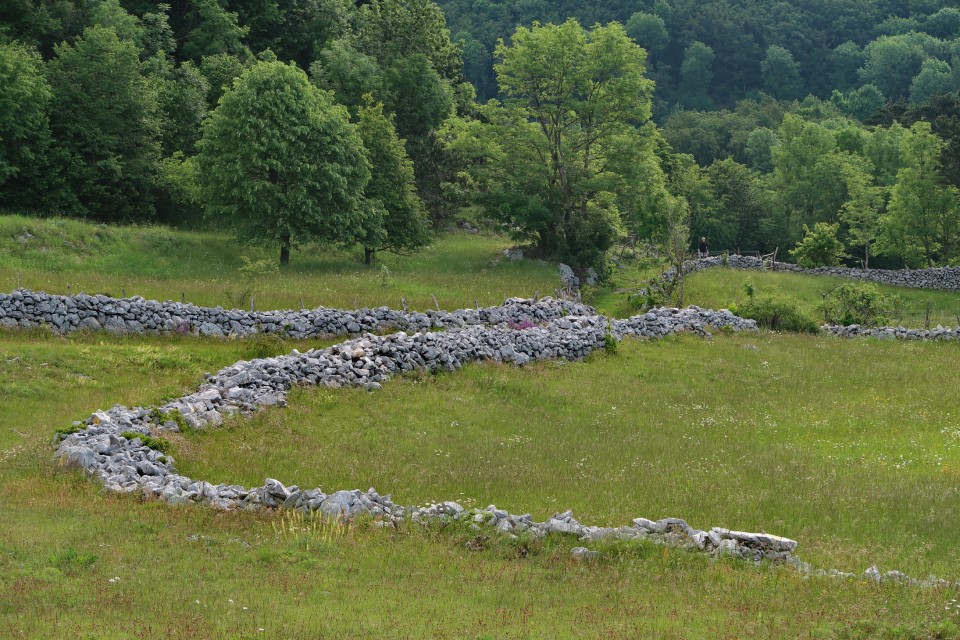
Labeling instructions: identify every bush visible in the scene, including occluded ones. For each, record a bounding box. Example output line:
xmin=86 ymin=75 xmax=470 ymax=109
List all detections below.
xmin=789 ymin=222 xmax=845 ymax=268
xmin=731 ymin=295 xmax=820 ymax=333
xmin=603 ymin=332 xmax=618 ymax=354
xmin=819 ymin=283 xmax=901 ymax=327
xmin=120 ymin=431 xmax=171 ymax=453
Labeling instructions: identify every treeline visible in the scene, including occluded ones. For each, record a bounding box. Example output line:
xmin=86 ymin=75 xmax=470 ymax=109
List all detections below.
xmin=440 ymin=0 xmax=960 ymax=111
xmin=0 ymin=0 xmax=467 ymax=263
xmin=3 ymin=1 xmax=959 ymax=270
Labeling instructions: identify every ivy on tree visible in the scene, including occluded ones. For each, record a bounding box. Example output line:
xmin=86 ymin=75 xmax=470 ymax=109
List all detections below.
xmin=196 ymin=59 xmax=370 ymax=266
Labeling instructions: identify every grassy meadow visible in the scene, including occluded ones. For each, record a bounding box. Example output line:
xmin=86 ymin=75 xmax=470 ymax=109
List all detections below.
xmin=3 ymin=215 xmax=960 ymax=637
xmin=1 ymin=330 xmax=960 ymax=638
xmin=594 ymin=260 xmax=960 ymax=327
xmin=0 ymin=215 xmax=559 ymax=311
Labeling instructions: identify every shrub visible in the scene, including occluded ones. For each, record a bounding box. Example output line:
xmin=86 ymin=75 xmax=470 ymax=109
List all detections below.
xmin=819 ymin=283 xmax=901 ymax=327
xmin=54 ymin=424 xmax=84 ymax=440
xmin=731 ymin=295 xmax=820 ymax=333
xmin=789 ymin=222 xmax=845 ymax=268
xmin=120 ymin=431 xmax=171 ymax=453
xmin=603 ymin=332 xmax=618 ymax=354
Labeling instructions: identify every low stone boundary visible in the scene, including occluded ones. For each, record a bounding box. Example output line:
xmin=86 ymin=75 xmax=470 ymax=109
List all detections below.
xmin=823 ymin=324 xmax=960 ymax=341
xmin=0 ymin=289 xmax=593 ymax=338
xmin=642 ymin=254 xmax=960 ymax=295
xmin=51 ymin=300 xmax=801 ymax=564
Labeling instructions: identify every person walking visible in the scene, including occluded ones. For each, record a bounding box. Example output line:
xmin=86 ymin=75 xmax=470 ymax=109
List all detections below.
xmin=698 ymin=237 xmax=709 ymax=259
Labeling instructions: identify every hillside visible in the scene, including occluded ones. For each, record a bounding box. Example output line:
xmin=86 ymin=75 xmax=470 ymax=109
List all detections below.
xmin=0 ymin=215 xmax=559 ymax=312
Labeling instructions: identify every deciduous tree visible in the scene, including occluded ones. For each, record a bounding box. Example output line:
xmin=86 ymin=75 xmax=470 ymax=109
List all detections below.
xmin=354 ymin=98 xmax=430 ymax=265
xmin=196 ymin=60 xmax=370 ymax=265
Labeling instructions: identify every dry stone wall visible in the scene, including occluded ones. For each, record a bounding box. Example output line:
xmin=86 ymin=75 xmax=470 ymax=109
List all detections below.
xmin=0 ymin=289 xmax=592 ymax=338
xmin=50 ymin=298 xmax=800 ymax=564
xmin=647 ymin=255 xmax=960 ymax=293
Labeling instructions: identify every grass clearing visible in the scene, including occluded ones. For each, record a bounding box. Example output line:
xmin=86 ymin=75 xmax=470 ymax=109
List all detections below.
xmin=594 ymin=260 xmax=960 ymax=327
xmin=3 ymin=216 xmax=960 ymax=636
xmin=0 ymin=215 xmax=559 ymax=311
xmin=177 ymin=333 xmax=960 ymax=580
xmin=0 ymin=331 xmax=958 ymax=637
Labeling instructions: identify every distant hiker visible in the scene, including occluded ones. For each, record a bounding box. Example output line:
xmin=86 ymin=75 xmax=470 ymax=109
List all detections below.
xmin=698 ymin=237 xmax=709 ymax=259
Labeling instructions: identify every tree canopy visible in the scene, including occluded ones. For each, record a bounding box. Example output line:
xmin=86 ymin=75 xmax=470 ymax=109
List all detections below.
xmin=196 ymin=60 xmax=370 ymax=265
xmin=444 ymin=19 xmax=662 ymax=269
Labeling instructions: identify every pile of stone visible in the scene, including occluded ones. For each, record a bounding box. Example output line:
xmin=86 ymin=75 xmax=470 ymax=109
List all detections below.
xmin=611 ymin=306 xmax=757 ymax=339
xmin=641 ymin=255 xmax=960 ymax=296
xmin=0 ymin=289 xmax=592 ymax=338
xmin=51 ymin=298 xmax=803 ymax=563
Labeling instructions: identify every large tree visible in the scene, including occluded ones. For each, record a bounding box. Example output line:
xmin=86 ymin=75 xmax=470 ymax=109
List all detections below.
xmin=354 ymin=99 xmax=430 ymax=265
xmin=0 ymin=41 xmax=51 ymax=211
xmin=879 ymin=121 xmax=959 ymax=266
xmin=444 ymin=20 xmax=662 ymax=269
xmin=196 ymin=59 xmax=370 ymax=265
xmin=45 ymin=25 xmax=161 ymax=220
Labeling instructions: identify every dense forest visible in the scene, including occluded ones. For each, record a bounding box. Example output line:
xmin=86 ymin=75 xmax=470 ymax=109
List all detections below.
xmin=2 ymin=0 xmax=960 ymax=269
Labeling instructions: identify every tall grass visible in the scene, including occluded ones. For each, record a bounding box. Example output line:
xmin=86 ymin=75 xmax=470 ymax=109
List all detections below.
xmin=177 ymin=333 xmax=960 ymax=579
xmin=1 ymin=331 xmax=957 ymax=637
xmin=0 ymin=215 xmax=559 ymax=311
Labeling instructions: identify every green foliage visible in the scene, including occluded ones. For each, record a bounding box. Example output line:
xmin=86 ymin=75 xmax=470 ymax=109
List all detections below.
xmin=819 ymin=283 xmax=901 ymax=327
xmin=235 ymin=0 xmax=354 ymax=69
xmin=878 ymin=121 xmax=960 ymax=266
xmin=120 ymin=431 xmax=171 ymax=453
xmin=383 ymin=54 xmax=454 ymax=140
xmin=196 ymin=59 xmax=370 ymax=266
xmin=909 ymin=58 xmax=954 ymax=104
xmin=602 ymin=332 xmax=618 ymax=355
xmin=54 ymin=424 xmax=84 ymax=440
xmin=831 ymin=85 xmax=885 ymax=121
xmin=45 ymin=25 xmax=161 ymax=220
xmin=310 ymin=40 xmax=384 ymax=112
xmin=181 ymin=0 xmax=250 ymax=61
xmin=445 ymin=19 xmax=658 ymax=269
xmin=678 ymin=41 xmax=714 ymax=110
xmin=790 ymin=222 xmax=846 ymax=268
xmin=760 ymin=45 xmax=802 ymax=100
xmin=0 ymin=41 xmax=51 ymax=211
xmin=354 ymin=98 xmax=430 ymax=264
xmin=354 ymin=0 xmax=463 ymax=83
xmin=858 ymin=36 xmax=927 ymax=101
xmin=730 ymin=295 xmax=820 ymax=333
xmin=48 ymin=547 xmax=97 ymax=572
xmin=625 ymin=12 xmax=669 ymax=53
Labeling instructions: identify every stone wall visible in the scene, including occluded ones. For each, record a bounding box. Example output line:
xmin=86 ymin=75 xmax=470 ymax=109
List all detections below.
xmin=51 ymin=299 xmax=798 ymax=563
xmin=0 ymin=289 xmax=593 ymax=338
xmin=645 ymin=255 xmax=960 ymax=294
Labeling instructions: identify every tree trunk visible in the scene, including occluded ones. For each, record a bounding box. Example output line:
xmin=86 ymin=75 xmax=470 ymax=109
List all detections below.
xmin=364 ymin=247 xmax=374 ymax=266
xmin=280 ymin=233 xmax=290 ymax=266
xmin=864 ymin=241 xmax=869 ymax=269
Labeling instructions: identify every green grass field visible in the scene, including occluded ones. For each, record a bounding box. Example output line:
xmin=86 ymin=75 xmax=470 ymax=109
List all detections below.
xmin=0 ymin=215 xmax=559 ymax=311
xmin=4 ymin=217 xmax=960 ymax=637
xmin=2 ymin=330 xmax=960 ymax=638
xmin=594 ymin=261 xmax=960 ymax=327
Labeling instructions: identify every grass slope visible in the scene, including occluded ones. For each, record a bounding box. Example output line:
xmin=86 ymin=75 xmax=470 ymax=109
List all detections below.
xmin=2 ymin=330 xmax=956 ymax=637
xmin=595 ymin=261 xmax=960 ymax=327
xmin=0 ymin=215 xmax=559 ymax=311
xmin=178 ymin=333 xmax=960 ymax=578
